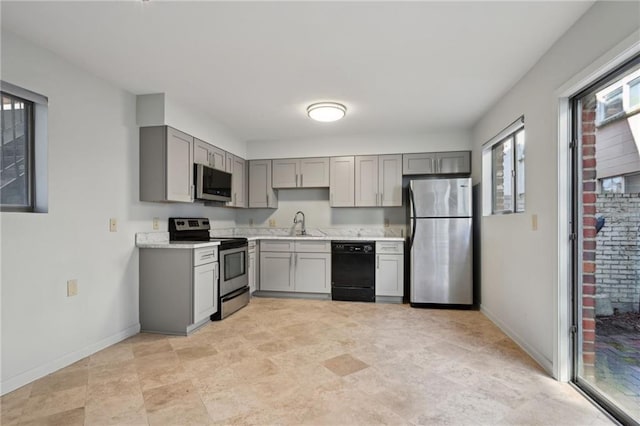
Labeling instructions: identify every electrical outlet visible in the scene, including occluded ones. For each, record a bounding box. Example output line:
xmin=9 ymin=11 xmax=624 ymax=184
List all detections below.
xmin=67 ymin=279 xmax=78 ymax=297
xmin=384 ymin=218 xmax=390 ymax=228
xmin=269 ymin=219 xmax=276 ymax=228
xmin=532 ymin=214 xmax=538 ymax=231
xmin=109 ymin=218 xmax=118 ymax=232
xmin=153 ymin=217 xmax=160 ymax=230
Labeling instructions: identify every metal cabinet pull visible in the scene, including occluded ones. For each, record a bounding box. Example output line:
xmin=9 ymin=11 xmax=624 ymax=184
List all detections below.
xmin=266 ymin=194 xmax=269 ymax=206
xmin=296 ymin=174 xmax=299 ymax=187
xmin=377 ymin=255 xmax=380 ymax=269
xmin=301 ymin=174 xmax=303 ymax=187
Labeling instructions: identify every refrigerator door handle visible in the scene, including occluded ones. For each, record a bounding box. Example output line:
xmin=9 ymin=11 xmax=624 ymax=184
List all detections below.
xmin=409 ymin=186 xmax=417 ymax=249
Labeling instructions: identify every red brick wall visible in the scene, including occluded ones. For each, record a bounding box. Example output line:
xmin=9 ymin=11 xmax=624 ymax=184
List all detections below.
xmin=581 ymin=97 xmax=597 ymax=375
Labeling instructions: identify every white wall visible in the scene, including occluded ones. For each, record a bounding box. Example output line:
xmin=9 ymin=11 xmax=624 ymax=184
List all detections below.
xmin=0 ymin=31 xmax=239 ymax=394
xmin=235 ymin=188 xmax=406 ymax=232
xmin=246 ymin=130 xmax=470 ymax=160
xmin=471 ymin=1 xmax=640 ymax=375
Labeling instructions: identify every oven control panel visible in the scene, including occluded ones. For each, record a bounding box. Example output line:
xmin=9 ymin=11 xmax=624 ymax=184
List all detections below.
xmin=170 ymin=217 xmax=210 ymax=231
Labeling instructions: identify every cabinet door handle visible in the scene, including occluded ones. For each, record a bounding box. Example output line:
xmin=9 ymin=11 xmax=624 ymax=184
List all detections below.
xmin=266 ymin=194 xmax=269 ymax=206
xmin=301 ymin=174 xmax=303 ymax=187
xmin=380 ymin=192 xmax=384 ymax=206
xmin=295 ymin=253 xmax=298 ymax=267
xmin=377 ymin=255 xmax=380 ymax=269
xmin=296 ymin=174 xmax=299 ymax=187
xmin=330 ymin=193 xmax=333 ymax=205
xmin=215 ymin=266 xmax=219 ymax=281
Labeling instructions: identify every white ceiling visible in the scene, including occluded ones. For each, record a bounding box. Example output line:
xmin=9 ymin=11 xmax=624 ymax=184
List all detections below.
xmin=2 ymin=1 xmax=594 ymax=143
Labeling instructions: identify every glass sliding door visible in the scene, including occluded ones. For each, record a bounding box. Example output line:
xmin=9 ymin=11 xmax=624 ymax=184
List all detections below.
xmin=572 ymin=56 xmax=640 ymax=425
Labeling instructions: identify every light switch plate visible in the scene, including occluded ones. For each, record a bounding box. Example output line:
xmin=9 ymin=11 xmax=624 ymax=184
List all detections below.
xmin=532 ymin=214 xmax=538 ymax=231
xmin=152 ymin=217 xmax=160 ymax=230
xmin=384 ymin=218 xmax=390 ymax=228
xmin=269 ymin=219 xmax=276 ymax=227
xmin=109 ymin=218 xmax=118 ymax=232
xmin=67 ymin=279 xmax=78 ymax=297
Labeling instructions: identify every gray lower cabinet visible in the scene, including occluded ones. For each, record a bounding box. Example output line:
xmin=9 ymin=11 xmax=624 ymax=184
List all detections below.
xmin=140 ymin=126 xmax=194 ymax=203
xmin=375 ymin=241 xmax=404 ymax=299
xmin=402 ymin=151 xmax=471 ymax=175
xmin=248 ymin=240 xmax=258 ymax=293
xmin=259 ymin=240 xmax=330 ymax=294
xmin=139 ymin=246 xmax=218 ymax=335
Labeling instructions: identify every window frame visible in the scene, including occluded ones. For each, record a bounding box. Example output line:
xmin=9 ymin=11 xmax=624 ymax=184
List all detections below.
xmin=482 ymin=116 xmax=525 ymax=216
xmin=0 ymin=81 xmax=48 ymax=213
xmin=1 ymin=92 xmax=35 ymax=212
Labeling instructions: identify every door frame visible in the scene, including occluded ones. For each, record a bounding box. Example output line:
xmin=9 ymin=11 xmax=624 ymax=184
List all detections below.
xmin=554 ymin=31 xmax=640 ymax=383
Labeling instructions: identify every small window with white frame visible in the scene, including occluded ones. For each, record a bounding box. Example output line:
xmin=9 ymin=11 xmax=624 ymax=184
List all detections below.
xmin=482 ymin=116 xmax=525 ymax=215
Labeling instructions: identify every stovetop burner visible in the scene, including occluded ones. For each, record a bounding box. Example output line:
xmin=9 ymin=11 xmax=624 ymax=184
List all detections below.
xmin=168 ymin=218 xmax=247 ymax=249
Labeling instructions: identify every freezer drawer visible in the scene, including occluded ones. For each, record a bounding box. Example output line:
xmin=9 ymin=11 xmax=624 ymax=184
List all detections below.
xmin=410 ymin=218 xmax=472 ymax=305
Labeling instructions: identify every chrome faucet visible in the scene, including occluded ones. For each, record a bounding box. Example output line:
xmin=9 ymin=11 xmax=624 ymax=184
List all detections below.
xmin=293 ymin=211 xmax=306 ymax=235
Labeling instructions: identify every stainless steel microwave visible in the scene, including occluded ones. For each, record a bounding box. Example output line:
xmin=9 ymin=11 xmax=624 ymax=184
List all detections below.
xmin=194 ymin=163 xmax=232 ymax=202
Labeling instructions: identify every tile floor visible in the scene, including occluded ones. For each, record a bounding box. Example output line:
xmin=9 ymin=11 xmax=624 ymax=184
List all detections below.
xmin=1 ymin=298 xmax=614 ymax=425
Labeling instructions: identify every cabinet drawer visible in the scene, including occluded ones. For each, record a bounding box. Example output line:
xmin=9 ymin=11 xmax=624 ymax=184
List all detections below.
xmin=294 ymin=240 xmax=330 ymax=253
xmin=194 ymin=247 xmax=218 ymax=266
xmin=260 ymin=240 xmax=295 ymax=252
xmin=376 ymin=241 xmax=403 ymax=255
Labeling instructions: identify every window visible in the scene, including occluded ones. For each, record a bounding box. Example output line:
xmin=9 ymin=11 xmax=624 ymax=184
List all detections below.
xmin=482 ymin=116 xmax=525 ymax=215
xmin=1 ymin=93 xmax=33 ymax=210
xmin=0 ymin=81 xmax=48 ymax=212
xmin=597 ymin=88 xmax=624 ymax=124
xmin=600 ymin=176 xmax=624 ymax=193
xmin=595 ymin=68 xmax=640 ymax=126
xmin=629 ymin=77 xmax=640 ymax=110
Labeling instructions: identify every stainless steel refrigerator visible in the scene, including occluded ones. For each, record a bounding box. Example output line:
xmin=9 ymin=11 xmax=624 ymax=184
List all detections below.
xmin=409 ymin=178 xmax=473 ymax=306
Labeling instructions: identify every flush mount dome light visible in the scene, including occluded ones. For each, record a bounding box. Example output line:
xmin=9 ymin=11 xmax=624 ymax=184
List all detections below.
xmin=307 ymin=102 xmax=346 ymax=122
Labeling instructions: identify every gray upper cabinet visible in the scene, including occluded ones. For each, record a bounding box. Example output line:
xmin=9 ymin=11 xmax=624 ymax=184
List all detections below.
xmin=140 ymin=126 xmax=194 ymax=203
xmin=355 ymin=155 xmax=378 ymax=207
xmin=194 ymin=138 xmax=226 ymax=171
xmin=435 ymin=151 xmax=471 ymax=174
xmin=300 ymin=157 xmax=330 ymax=187
xmin=402 ymin=151 xmax=470 ymax=175
xmin=272 ymin=157 xmax=330 ymax=188
xmin=272 ymin=159 xmax=299 ymax=188
xmin=249 ymin=160 xmax=278 ymax=208
xmin=226 ymin=153 xmax=247 ymax=208
xmin=378 ymin=154 xmax=402 ymax=207
xmin=330 ymin=156 xmax=355 ymax=207
xmin=354 ymin=154 xmax=402 ymax=207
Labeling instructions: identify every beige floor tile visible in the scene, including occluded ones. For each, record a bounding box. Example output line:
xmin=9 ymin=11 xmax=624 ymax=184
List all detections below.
xmin=89 ymin=342 xmax=134 ymax=366
xmin=19 ymin=385 xmax=86 ymax=422
xmin=30 ymin=369 xmax=88 ymax=396
xmin=323 ymin=353 xmax=370 ymax=377
xmin=18 ymin=407 xmax=85 ymax=426
xmin=4 ymin=298 xmax=619 ymax=426
xmin=143 ymin=379 xmax=210 ymax=425
xmin=0 ymin=384 xmax=32 ymax=425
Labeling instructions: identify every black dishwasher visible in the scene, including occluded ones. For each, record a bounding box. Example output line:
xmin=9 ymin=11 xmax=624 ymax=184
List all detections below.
xmin=331 ymin=241 xmax=376 ymax=302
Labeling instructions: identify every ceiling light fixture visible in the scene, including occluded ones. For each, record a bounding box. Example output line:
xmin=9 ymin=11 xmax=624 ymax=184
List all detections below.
xmin=307 ymin=102 xmax=347 ymax=122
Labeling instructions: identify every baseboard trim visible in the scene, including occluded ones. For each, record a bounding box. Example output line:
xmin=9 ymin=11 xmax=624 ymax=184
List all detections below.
xmin=480 ymin=305 xmax=554 ymax=376
xmin=1 ymin=323 xmax=140 ymax=396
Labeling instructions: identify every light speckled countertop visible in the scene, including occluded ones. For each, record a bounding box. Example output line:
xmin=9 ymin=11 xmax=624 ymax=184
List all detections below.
xmin=136 ymin=229 xmax=404 ymax=248
xmin=135 ymin=232 xmax=221 ymax=249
